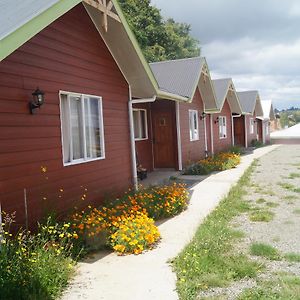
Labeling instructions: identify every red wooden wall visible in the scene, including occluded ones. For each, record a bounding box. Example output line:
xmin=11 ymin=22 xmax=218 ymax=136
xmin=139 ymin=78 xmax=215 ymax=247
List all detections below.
xmin=212 ymin=99 xmax=233 ymax=153
xmin=179 ymin=89 xmax=207 ymax=166
xmin=0 ymin=4 xmax=132 ymax=227
xmin=133 ymin=103 xmax=154 ymax=172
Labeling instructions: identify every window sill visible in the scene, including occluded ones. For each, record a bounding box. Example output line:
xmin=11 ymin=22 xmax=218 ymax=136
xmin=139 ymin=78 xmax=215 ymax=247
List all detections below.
xmin=190 ymin=138 xmax=200 ymax=142
xmin=63 ymin=156 xmax=105 ymax=167
xmin=135 ymin=138 xmax=148 ymax=142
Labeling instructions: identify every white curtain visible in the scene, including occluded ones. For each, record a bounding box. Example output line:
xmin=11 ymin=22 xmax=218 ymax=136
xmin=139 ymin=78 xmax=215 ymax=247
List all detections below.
xmin=70 ymin=96 xmax=84 ymax=160
xmin=86 ymin=97 xmax=101 ymax=158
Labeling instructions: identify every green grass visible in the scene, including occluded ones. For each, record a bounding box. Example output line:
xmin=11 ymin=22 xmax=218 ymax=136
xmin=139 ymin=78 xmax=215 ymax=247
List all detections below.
xmin=278 ymin=182 xmax=295 ymax=191
xmin=284 ymin=253 xmax=300 ymax=262
xmin=173 ymin=161 xmax=263 ymax=300
xmin=250 ymin=243 xmax=281 ymax=260
xmin=265 ymin=202 xmax=279 ymax=208
xmin=283 ymin=195 xmax=298 ymax=204
xmin=278 ymin=182 xmax=300 ymax=193
xmin=283 ymin=195 xmax=298 ymax=201
xmin=256 ymin=198 xmax=266 ymax=204
xmin=263 ymin=189 xmax=276 ymax=196
xmin=249 ymin=210 xmax=274 ymax=222
xmin=291 ymin=162 xmax=300 ymax=167
xmin=288 ymin=172 xmax=300 ymax=179
xmin=293 ymin=208 xmax=300 ymax=214
xmin=238 ymin=275 xmax=300 ymax=300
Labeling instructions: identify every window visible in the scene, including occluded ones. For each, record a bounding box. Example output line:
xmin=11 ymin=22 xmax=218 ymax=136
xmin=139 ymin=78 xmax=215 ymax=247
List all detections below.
xmin=250 ymin=118 xmax=254 ymax=134
xmin=133 ymin=109 xmax=148 ymax=140
xmin=219 ymin=116 xmax=227 ymax=139
xmin=60 ymin=91 xmax=105 ymax=166
xmin=189 ymin=110 xmax=199 ymax=141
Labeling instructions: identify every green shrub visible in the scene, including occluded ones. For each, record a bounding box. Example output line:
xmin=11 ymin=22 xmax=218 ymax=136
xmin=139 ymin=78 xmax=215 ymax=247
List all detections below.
xmin=251 ymin=139 xmax=264 ymax=148
xmin=0 ymin=213 xmax=80 ymax=300
xmin=250 ymin=243 xmax=281 ymax=260
xmin=183 ymin=152 xmax=241 ymax=175
xmin=183 ymin=162 xmax=214 ymax=175
xmin=228 ymin=145 xmax=244 ymax=155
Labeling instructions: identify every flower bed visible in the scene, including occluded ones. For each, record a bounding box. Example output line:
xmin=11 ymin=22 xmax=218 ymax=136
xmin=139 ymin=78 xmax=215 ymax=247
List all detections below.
xmin=71 ymin=183 xmax=189 ymax=255
xmin=184 ymin=152 xmax=241 ymax=175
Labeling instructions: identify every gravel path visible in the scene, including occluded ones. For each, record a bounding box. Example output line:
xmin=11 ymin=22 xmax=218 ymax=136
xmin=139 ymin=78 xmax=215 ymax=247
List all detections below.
xmin=199 ymin=145 xmax=300 ymax=299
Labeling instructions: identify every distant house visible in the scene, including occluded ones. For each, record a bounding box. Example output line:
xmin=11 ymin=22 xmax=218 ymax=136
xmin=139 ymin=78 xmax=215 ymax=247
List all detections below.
xmin=211 ymin=79 xmax=242 ymax=153
xmin=234 ymin=91 xmax=264 ymax=147
xmin=0 ymin=0 xmax=184 ymax=226
xmin=258 ymin=100 xmax=276 ymax=144
xmin=138 ymin=57 xmax=219 ymax=170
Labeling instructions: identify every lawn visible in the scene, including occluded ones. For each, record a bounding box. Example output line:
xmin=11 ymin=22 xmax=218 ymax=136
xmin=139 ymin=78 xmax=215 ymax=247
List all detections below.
xmin=172 ymin=162 xmax=263 ymax=300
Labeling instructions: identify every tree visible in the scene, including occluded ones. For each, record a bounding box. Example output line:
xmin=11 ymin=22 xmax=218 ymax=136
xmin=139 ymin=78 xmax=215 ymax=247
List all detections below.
xmin=118 ymin=0 xmax=200 ymax=62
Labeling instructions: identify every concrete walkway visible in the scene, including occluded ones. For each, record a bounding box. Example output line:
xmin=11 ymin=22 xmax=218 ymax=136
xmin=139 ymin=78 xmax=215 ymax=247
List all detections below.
xmin=62 ymin=145 xmax=278 ymax=300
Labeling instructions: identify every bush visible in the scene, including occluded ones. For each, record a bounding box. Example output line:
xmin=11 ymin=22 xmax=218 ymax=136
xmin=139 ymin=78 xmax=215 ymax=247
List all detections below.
xmin=251 ymin=139 xmax=264 ymax=148
xmin=0 ymin=213 xmax=80 ymax=300
xmin=109 ymin=212 xmax=160 ymax=255
xmin=228 ymin=145 xmax=244 ymax=155
xmin=183 ymin=152 xmax=241 ymax=175
xmin=183 ymin=162 xmax=214 ymax=175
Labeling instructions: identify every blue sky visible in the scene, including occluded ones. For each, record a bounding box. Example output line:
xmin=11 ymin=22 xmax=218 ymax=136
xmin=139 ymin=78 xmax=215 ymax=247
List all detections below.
xmin=151 ymin=0 xmax=300 ymax=110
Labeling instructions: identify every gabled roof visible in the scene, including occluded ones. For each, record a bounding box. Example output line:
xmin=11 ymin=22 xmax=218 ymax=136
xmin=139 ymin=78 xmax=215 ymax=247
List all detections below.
xmin=150 ymin=57 xmax=218 ymax=111
xmin=0 ymin=0 xmax=187 ymax=101
xmin=212 ymin=78 xmax=242 ymax=114
xmin=260 ymin=100 xmax=276 ymax=120
xmin=237 ymin=90 xmax=264 ymax=117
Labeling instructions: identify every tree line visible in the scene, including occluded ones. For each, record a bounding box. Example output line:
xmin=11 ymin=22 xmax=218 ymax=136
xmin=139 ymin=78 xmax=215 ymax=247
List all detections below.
xmin=118 ymin=0 xmax=200 ymax=62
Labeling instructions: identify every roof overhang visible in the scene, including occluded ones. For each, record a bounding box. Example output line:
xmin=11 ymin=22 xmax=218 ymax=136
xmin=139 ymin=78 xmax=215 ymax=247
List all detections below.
xmin=254 ymin=94 xmax=264 ymax=117
xmin=213 ymin=78 xmax=243 ymax=114
xmin=84 ymin=1 xmax=158 ymax=99
xmin=196 ymin=58 xmax=218 ymax=112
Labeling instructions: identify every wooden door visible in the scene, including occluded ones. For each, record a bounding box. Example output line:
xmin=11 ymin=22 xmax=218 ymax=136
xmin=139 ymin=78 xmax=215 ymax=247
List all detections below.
xmin=257 ymin=120 xmax=263 ymax=142
xmin=153 ymin=111 xmax=176 ymax=168
xmin=234 ymin=116 xmax=245 ymax=146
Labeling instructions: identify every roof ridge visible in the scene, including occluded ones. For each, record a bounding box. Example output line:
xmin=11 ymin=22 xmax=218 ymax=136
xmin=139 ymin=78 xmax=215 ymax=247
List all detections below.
xmin=150 ymin=56 xmax=203 ymax=65
xmin=212 ymin=78 xmax=232 ymax=82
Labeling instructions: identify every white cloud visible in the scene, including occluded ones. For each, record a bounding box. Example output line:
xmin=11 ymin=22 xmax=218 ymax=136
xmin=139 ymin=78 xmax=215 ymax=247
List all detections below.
xmin=151 ymin=0 xmax=300 ymax=109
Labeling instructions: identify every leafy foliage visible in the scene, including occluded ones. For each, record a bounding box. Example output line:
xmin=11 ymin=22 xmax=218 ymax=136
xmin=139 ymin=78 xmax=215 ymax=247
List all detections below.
xmin=184 ymin=152 xmax=241 ymax=175
xmin=0 ymin=214 xmax=79 ymax=300
xmin=118 ymin=0 xmax=200 ymax=62
xmin=279 ymin=108 xmax=300 ymax=128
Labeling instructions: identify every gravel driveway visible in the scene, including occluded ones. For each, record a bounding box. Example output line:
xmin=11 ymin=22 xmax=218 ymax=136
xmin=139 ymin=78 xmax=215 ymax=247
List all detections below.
xmin=199 ymin=145 xmax=300 ymax=299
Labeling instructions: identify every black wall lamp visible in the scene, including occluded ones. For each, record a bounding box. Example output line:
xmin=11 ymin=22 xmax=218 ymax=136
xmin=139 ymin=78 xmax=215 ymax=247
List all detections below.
xmin=29 ymin=88 xmax=45 ymax=114
xmin=200 ymin=112 xmax=207 ymax=120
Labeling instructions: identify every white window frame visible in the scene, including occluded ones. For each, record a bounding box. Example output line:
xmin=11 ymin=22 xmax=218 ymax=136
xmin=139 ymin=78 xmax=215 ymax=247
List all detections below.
xmin=218 ymin=116 xmax=227 ymax=139
xmin=250 ymin=118 xmax=254 ymax=134
xmin=59 ymin=91 xmax=105 ymax=167
xmin=189 ymin=110 xmax=199 ymax=141
xmin=133 ymin=109 xmax=148 ymax=141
